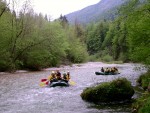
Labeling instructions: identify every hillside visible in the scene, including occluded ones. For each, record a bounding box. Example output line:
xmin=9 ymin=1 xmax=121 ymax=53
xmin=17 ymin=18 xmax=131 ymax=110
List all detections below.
xmin=65 ymin=0 xmax=126 ymax=24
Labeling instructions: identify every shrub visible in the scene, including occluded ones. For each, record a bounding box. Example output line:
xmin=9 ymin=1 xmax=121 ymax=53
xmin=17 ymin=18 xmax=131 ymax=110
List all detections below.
xmin=139 ymin=96 xmax=150 ymax=113
xmin=0 ymin=52 xmax=14 ymax=72
xmin=102 ymin=54 xmax=113 ymax=62
xmin=132 ymin=92 xmax=150 ymax=113
xmin=132 ymin=71 xmax=150 ymax=113
xmin=137 ymin=70 xmax=150 ymax=90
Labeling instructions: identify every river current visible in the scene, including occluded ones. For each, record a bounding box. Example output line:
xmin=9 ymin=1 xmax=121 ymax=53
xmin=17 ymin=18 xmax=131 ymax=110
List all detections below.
xmin=0 ymin=62 xmax=147 ymax=113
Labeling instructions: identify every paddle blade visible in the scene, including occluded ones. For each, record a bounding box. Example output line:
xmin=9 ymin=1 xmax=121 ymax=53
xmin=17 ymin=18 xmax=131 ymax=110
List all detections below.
xmin=69 ymin=80 xmax=76 ymax=86
xmin=39 ymin=82 xmax=46 ymax=87
xmin=41 ymin=79 xmax=47 ymax=82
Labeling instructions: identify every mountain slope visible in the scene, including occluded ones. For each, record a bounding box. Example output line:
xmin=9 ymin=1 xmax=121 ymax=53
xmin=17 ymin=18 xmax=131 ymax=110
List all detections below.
xmin=65 ymin=0 xmax=126 ymax=24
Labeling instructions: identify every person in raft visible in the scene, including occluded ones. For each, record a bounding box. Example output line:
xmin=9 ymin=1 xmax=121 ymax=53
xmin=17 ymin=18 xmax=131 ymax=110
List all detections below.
xmin=113 ymin=67 xmax=119 ymax=73
xmin=101 ymin=67 xmax=104 ymax=72
xmin=62 ymin=73 xmax=68 ymax=82
xmin=66 ymin=71 xmax=71 ymax=81
xmin=62 ymin=71 xmax=71 ymax=82
xmin=48 ymin=71 xmax=57 ymax=83
xmin=104 ymin=67 xmax=110 ymax=73
xmin=55 ymin=70 xmax=62 ymax=80
xmin=109 ymin=67 xmax=119 ymax=73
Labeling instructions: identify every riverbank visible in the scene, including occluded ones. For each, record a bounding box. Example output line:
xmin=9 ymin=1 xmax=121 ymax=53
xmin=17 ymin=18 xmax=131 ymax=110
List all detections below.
xmin=132 ymin=70 xmax=150 ymax=113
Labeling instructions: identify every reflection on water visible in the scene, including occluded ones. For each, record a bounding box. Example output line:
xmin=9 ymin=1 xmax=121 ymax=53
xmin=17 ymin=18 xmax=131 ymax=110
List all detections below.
xmin=0 ymin=62 xmax=147 ymax=113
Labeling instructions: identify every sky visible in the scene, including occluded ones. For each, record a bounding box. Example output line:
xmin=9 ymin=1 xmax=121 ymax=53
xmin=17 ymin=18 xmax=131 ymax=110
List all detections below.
xmin=32 ymin=0 xmax=101 ymax=20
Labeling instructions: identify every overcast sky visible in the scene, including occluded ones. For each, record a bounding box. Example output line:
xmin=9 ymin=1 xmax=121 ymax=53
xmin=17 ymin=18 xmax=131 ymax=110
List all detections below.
xmin=32 ymin=0 xmax=101 ymax=19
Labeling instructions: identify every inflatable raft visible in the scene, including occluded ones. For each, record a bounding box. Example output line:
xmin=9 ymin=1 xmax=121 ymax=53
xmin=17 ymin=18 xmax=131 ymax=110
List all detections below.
xmin=95 ymin=72 xmax=120 ymax=75
xmin=49 ymin=80 xmax=69 ymax=87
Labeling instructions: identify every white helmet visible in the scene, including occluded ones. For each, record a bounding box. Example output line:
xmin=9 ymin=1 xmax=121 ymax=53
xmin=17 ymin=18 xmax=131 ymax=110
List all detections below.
xmin=52 ymin=71 xmax=55 ymax=74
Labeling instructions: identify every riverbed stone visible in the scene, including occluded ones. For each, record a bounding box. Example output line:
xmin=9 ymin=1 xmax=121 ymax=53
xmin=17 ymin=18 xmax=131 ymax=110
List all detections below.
xmin=81 ymin=78 xmax=134 ymax=103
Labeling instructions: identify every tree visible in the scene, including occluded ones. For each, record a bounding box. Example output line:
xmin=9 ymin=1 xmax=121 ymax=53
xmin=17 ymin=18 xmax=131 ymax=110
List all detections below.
xmin=0 ymin=0 xmax=10 ymax=18
xmin=126 ymin=2 xmax=150 ymax=64
xmin=59 ymin=14 xmax=69 ymax=28
xmin=86 ymin=21 xmax=109 ymax=55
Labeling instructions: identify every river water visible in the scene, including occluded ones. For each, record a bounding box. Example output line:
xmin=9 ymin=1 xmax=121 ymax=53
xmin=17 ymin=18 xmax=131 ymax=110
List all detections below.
xmin=0 ymin=62 xmax=147 ymax=113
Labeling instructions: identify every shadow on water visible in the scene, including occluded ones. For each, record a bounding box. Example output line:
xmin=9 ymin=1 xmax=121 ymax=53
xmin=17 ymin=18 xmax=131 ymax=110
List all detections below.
xmin=87 ymin=101 xmax=132 ymax=113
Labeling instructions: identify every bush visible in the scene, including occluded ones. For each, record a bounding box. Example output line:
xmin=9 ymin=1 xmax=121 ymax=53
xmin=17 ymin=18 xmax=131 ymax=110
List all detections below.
xmin=87 ymin=53 xmax=102 ymax=62
xmin=132 ymin=71 xmax=150 ymax=113
xmin=81 ymin=78 xmax=134 ymax=103
xmin=139 ymin=95 xmax=150 ymax=113
xmin=23 ymin=50 xmax=53 ymax=71
xmin=102 ymin=54 xmax=113 ymax=62
xmin=0 ymin=52 xmax=14 ymax=72
xmin=132 ymin=92 xmax=150 ymax=113
xmin=0 ymin=60 xmax=10 ymax=71
xmin=137 ymin=70 xmax=150 ymax=90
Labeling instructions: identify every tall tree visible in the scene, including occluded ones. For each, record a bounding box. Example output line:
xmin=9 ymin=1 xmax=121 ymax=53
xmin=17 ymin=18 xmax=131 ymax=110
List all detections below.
xmin=59 ymin=14 xmax=69 ymax=28
xmin=86 ymin=21 xmax=109 ymax=55
xmin=126 ymin=1 xmax=150 ymax=64
xmin=0 ymin=0 xmax=10 ymax=17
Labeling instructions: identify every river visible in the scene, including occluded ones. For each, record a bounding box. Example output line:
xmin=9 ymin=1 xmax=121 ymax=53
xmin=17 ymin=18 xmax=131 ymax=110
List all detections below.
xmin=0 ymin=62 xmax=147 ymax=113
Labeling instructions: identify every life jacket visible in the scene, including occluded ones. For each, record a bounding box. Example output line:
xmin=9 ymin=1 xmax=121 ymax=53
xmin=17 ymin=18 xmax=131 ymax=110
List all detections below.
xmin=110 ymin=68 xmax=115 ymax=73
xmin=105 ymin=68 xmax=110 ymax=73
xmin=56 ymin=72 xmax=62 ymax=80
xmin=66 ymin=74 xmax=70 ymax=81
xmin=48 ymin=74 xmax=56 ymax=81
xmin=63 ymin=73 xmax=67 ymax=79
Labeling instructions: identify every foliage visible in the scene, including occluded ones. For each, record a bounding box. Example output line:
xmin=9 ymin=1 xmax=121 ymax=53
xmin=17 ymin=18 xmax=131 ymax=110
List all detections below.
xmin=138 ymin=95 xmax=150 ymax=113
xmin=87 ymin=53 xmax=102 ymax=62
xmin=126 ymin=3 xmax=150 ymax=64
xmin=65 ymin=27 xmax=88 ymax=63
xmin=0 ymin=0 xmax=149 ymax=71
xmin=0 ymin=0 xmax=88 ymax=71
xmin=132 ymin=92 xmax=150 ymax=113
xmin=132 ymin=71 xmax=150 ymax=112
xmin=101 ymin=54 xmax=113 ymax=62
xmin=0 ymin=52 xmax=12 ymax=71
xmin=85 ymin=0 xmax=150 ymax=64
xmin=86 ymin=21 xmax=109 ymax=55
xmin=137 ymin=70 xmax=150 ymax=90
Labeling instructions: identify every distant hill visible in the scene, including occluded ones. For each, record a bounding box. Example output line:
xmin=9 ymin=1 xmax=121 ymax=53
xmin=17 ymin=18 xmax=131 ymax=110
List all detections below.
xmin=65 ymin=0 xmax=126 ymax=24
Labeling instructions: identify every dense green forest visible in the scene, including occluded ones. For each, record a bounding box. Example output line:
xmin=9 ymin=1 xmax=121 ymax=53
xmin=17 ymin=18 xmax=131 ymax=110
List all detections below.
xmin=0 ymin=0 xmax=88 ymax=71
xmin=86 ymin=0 xmax=150 ymax=64
xmin=0 ymin=0 xmax=149 ymax=72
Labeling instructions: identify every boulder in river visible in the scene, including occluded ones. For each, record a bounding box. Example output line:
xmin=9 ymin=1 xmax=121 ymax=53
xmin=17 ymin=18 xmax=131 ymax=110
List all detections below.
xmin=81 ymin=78 xmax=134 ymax=103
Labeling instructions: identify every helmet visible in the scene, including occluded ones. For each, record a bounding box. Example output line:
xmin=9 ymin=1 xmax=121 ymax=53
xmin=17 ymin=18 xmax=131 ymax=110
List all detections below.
xmin=52 ymin=71 xmax=55 ymax=74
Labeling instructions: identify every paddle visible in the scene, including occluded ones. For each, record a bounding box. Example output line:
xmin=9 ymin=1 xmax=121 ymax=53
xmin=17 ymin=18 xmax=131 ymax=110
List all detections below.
xmin=69 ymin=79 xmax=76 ymax=86
xmin=41 ymin=79 xmax=47 ymax=82
xmin=39 ymin=79 xmax=48 ymax=87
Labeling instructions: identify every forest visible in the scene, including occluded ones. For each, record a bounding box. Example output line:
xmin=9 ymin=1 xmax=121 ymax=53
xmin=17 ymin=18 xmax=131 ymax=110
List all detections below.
xmin=0 ymin=0 xmax=149 ymax=72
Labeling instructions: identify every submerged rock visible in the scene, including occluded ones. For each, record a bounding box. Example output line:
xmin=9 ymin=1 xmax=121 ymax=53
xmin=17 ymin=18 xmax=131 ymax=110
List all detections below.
xmin=81 ymin=78 xmax=134 ymax=103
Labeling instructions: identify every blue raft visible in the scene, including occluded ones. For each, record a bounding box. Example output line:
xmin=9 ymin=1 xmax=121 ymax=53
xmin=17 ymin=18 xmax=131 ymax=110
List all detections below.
xmin=95 ymin=72 xmax=120 ymax=75
xmin=49 ymin=80 xmax=69 ymax=87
